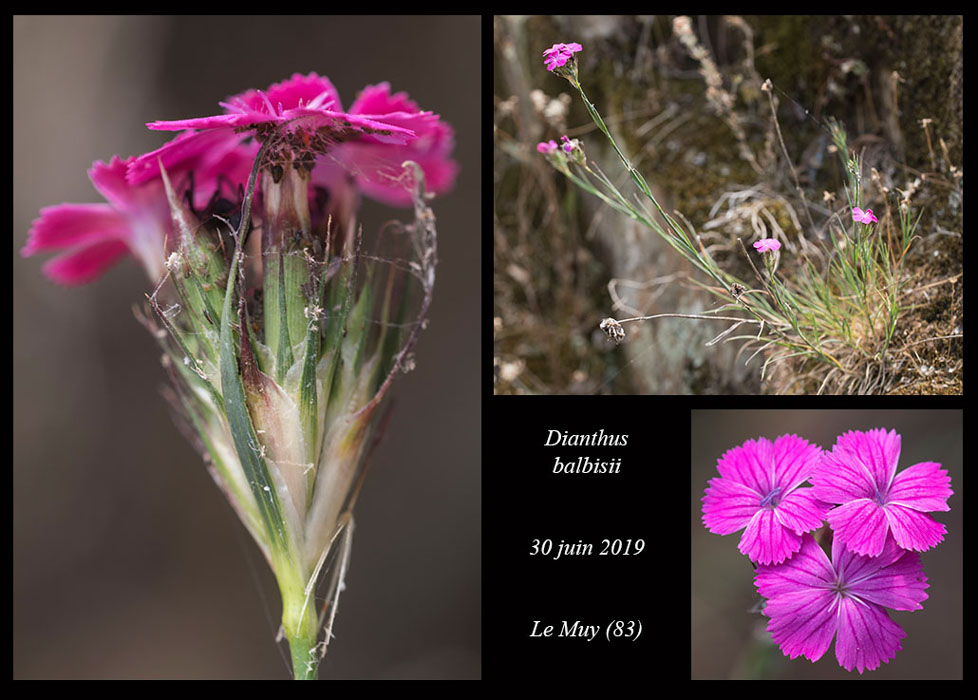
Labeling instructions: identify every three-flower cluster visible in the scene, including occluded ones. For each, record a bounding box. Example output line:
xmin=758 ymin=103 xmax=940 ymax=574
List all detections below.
xmin=701 ymin=429 xmax=952 ymax=674
xmin=23 ymin=73 xmax=456 ymax=679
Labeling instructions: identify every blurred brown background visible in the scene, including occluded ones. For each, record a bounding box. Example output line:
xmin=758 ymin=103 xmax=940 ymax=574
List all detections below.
xmin=691 ymin=409 xmax=962 ymax=679
xmin=14 ymin=15 xmax=480 ymax=679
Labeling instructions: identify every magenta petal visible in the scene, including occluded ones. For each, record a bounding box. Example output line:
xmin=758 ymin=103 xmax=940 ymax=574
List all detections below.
xmin=756 ymin=533 xmax=927 ymax=673
xmin=755 ymin=537 xmax=837 ymax=662
xmin=840 ymin=539 xmax=929 ymax=611
xmin=834 ymin=597 xmax=905 ymax=674
xmin=827 ymin=498 xmax=889 ymax=557
xmin=843 ymin=428 xmax=901 ymax=489
xmin=763 ymin=589 xmax=838 ymax=663
xmin=884 ymin=503 xmax=947 ymax=552
xmin=128 ymin=130 xmax=242 ymax=186
xmin=888 ymin=461 xmax=953 ymax=512
xmin=775 ymin=488 xmax=831 ymax=534
xmin=753 ymin=238 xmax=781 ymax=253
xmin=347 ymin=82 xmax=419 ymax=116
xmin=254 ymin=72 xmax=343 ymax=112
xmin=88 ymin=156 xmax=137 ymax=211
xmin=702 ymin=477 xmax=761 ymax=535
xmin=40 ymin=238 xmax=130 ymax=285
xmin=812 ymin=431 xmax=893 ymax=503
xmin=329 ymin=110 xmax=457 ymax=206
xmin=293 ymin=109 xmax=417 ymax=144
xmin=147 ymin=113 xmax=242 ymax=132
xmin=770 ymin=434 xmax=823 ymax=491
xmin=755 ymin=534 xmax=835 ymax=599
xmin=222 ymin=72 xmax=343 ymax=116
xmin=23 ymin=204 xmax=129 ymax=254
xmin=716 ymin=437 xmax=775 ymax=496
xmin=739 ymin=509 xmax=802 ymax=565
xmin=357 ymin=155 xmax=457 ymax=206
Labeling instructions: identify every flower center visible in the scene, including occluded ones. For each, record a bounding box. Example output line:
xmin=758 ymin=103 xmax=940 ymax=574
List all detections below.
xmin=831 ymin=578 xmax=850 ymax=597
xmin=759 ymin=486 xmax=783 ymax=509
xmin=873 ymin=487 xmax=888 ymax=506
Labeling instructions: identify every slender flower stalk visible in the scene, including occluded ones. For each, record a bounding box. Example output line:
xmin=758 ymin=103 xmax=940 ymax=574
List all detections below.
xmin=24 ymin=72 xmax=455 ymax=679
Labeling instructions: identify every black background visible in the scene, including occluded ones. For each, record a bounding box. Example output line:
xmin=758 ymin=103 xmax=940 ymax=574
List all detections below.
xmin=484 ymin=396 xmax=678 ymax=676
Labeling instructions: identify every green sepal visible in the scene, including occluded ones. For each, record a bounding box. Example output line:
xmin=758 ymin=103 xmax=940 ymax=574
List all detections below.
xmin=275 ymin=250 xmax=294 ymax=382
xmin=219 ymin=242 xmax=289 ymax=554
xmin=146 ymin=293 xmax=224 ymax=412
xmin=283 ymin=249 xmax=312 ymax=358
xmin=298 ymin=261 xmax=329 ymax=469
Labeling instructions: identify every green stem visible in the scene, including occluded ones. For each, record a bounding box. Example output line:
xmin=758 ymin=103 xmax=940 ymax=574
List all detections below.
xmin=287 ymin=627 xmax=320 ymax=680
xmin=278 ymin=560 xmax=321 ymax=680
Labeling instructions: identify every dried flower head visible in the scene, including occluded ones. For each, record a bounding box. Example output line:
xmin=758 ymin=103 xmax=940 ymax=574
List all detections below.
xmin=599 ymin=317 xmax=626 ymax=344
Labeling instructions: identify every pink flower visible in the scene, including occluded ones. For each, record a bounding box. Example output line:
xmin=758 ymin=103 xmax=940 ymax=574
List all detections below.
xmin=26 ymin=73 xmax=456 ymax=286
xmin=537 ymin=140 xmax=558 ymax=154
xmin=145 ymin=72 xmax=415 ymax=144
xmin=542 ymin=42 xmax=582 ymax=72
xmin=138 ymin=73 xmax=455 ymax=207
xmin=852 ymin=207 xmax=878 ymax=224
xmin=324 ymin=82 xmax=457 ymax=206
xmin=753 ymin=238 xmax=781 ymax=253
xmin=702 ymin=434 xmax=831 ymax=565
xmin=811 ymin=428 xmax=952 ymax=557
xmin=755 ymin=533 xmax=929 ymax=673
xmin=23 ymin=134 xmax=254 ymax=285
